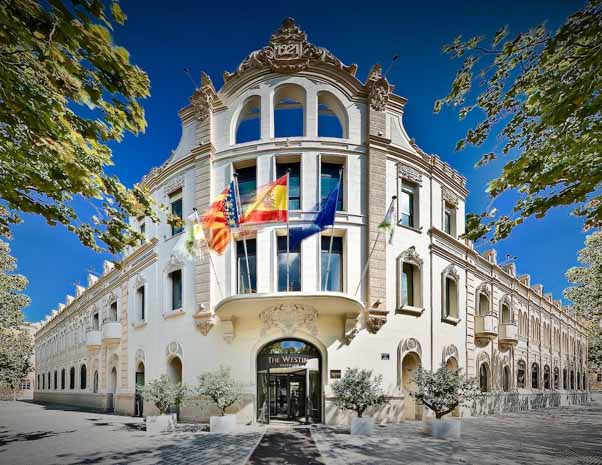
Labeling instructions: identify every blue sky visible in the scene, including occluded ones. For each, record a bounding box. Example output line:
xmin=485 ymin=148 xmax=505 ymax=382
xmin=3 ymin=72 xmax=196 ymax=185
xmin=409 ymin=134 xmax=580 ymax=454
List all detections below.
xmin=12 ymin=0 xmax=587 ymax=322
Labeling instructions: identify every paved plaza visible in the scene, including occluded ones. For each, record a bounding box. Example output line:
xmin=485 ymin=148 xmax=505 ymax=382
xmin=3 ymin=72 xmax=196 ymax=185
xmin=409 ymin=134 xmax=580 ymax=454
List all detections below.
xmin=0 ymin=396 xmax=601 ymax=465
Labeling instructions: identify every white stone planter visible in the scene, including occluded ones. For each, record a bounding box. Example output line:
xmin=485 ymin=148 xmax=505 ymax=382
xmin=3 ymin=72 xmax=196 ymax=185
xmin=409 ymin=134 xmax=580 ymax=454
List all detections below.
xmin=424 ymin=418 xmax=461 ymax=439
xmin=210 ymin=414 xmax=236 ymax=433
xmin=350 ymin=416 xmax=374 ymax=435
xmin=146 ymin=413 xmax=176 ymax=434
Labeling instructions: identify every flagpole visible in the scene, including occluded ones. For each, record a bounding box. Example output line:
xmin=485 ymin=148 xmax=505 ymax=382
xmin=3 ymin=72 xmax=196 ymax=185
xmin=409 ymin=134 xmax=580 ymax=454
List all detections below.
xmin=193 ymin=208 xmax=224 ymax=300
xmin=286 ymin=168 xmax=291 ymax=292
xmin=354 ymin=196 xmax=395 ymax=297
xmin=324 ymin=168 xmax=342 ymax=291
xmin=233 ymin=173 xmax=253 ymax=293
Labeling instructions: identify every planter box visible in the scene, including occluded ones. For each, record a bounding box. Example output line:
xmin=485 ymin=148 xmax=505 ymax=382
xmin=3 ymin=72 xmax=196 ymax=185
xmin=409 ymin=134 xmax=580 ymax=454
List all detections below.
xmin=424 ymin=418 xmax=461 ymax=439
xmin=210 ymin=414 xmax=236 ymax=433
xmin=350 ymin=417 xmax=374 ymax=435
xmin=146 ymin=413 xmax=176 ymax=434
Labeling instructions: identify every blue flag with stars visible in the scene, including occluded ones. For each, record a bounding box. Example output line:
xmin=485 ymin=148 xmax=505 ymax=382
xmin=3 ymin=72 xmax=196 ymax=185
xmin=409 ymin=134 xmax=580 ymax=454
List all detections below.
xmin=224 ymin=181 xmax=240 ymax=229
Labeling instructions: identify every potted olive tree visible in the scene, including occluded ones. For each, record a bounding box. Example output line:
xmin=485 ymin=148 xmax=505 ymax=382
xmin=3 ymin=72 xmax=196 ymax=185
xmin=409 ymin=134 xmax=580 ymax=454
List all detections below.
xmin=197 ymin=366 xmax=242 ymax=433
xmin=138 ymin=375 xmax=189 ymax=434
xmin=331 ymin=368 xmax=387 ymax=435
xmin=411 ymin=367 xmax=480 ymax=439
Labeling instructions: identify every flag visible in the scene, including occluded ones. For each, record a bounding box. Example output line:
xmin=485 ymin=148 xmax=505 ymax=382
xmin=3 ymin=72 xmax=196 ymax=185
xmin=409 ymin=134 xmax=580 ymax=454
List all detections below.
xmin=289 ymin=178 xmax=340 ymax=250
xmin=173 ymin=212 xmax=204 ymax=262
xmin=241 ymin=174 xmax=288 ymax=225
xmin=378 ymin=198 xmax=396 ymax=244
xmin=202 ymin=182 xmax=238 ymax=255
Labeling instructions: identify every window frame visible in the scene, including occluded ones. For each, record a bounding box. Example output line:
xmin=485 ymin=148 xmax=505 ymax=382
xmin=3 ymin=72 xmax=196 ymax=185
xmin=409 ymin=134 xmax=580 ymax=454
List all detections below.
xmin=168 ymin=269 xmax=183 ymax=311
xmin=169 ymin=189 xmax=184 ymax=236
xmin=276 ymin=233 xmax=301 ymax=292
xmin=236 ymin=238 xmax=257 ymax=294
xmin=441 ymin=265 xmax=460 ymax=323
xmin=399 ymin=180 xmax=418 ymax=229
xmin=319 ymin=158 xmax=345 ymax=213
xmin=276 ymin=158 xmax=302 ymax=211
xmin=320 ymin=234 xmax=344 ymax=292
xmin=396 ymin=247 xmax=424 ymax=314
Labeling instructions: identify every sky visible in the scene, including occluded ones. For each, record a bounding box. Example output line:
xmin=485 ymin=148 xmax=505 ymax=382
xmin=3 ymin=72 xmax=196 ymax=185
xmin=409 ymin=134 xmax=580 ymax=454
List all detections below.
xmin=11 ymin=0 xmax=589 ymax=323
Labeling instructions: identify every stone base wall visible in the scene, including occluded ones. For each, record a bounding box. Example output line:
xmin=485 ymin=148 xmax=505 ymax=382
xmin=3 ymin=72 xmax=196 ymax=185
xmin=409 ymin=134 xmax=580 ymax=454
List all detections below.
xmin=468 ymin=391 xmax=590 ymax=416
xmin=33 ymin=391 xmax=110 ymax=411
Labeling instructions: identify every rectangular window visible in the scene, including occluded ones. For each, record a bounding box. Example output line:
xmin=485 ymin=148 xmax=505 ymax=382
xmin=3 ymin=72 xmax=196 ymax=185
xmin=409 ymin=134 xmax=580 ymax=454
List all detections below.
xmin=321 ymin=236 xmax=343 ymax=292
xmin=399 ymin=182 xmax=416 ymax=228
xmin=137 ymin=287 xmax=145 ymax=321
xmin=277 ymin=235 xmax=301 ymax=291
xmin=170 ymin=190 xmax=183 ymax=236
xmin=237 ymin=239 xmax=257 ymax=294
xmin=444 ymin=203 xmax=455 ymax=236
xmin=109 ymin=302 xmax=118 ymax=322
xmin=236 ymin=165 xmax=257 ymax=212
xmin=138 ymin=217 xmax=146 ymax=239
xmin=401 ymin=262 xmax=414 ymax=306
xmin=277 ymin=162 xmax=301 ymax=210
xmin=169 ymin=270 xmax=182 ymax=311
xmin=320 ymin=162 xmax=343 ymax=211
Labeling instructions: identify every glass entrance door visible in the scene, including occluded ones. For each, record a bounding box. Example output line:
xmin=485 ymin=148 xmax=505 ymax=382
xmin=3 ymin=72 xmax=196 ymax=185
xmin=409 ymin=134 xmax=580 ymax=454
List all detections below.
xmin=268 ymin=372 xmax=306 ymax=421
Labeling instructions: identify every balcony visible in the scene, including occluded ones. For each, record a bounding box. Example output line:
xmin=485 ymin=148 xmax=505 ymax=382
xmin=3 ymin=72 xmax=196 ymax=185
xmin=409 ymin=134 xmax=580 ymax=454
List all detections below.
xmin=86 ymin=330 xmax=101 ymax=348
xmin=499 ymin=322 xmax=519 ymax=346
xmin=101 ymin=321 xmax=121 ymax=343
xmin=475 ymin=314 xmax=498 ymax=341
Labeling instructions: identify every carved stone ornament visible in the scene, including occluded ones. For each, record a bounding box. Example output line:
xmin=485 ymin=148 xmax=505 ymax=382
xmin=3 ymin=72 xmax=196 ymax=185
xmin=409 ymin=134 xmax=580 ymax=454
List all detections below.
xmin=224 ymin=17 xmax=357 ymax=81
xmin=399 ymin=246 xmax=423 ymax=268
xmin=164 ymin=254 xmax=184 ymax=274
xmin=475 ymin=281 xmax=491 ymax=298
xmin=163 ymin=176 xmax=184 ymax=197
xmin=477 ymin=350 xmax=490 ymax=365
xmin=442 ymin=344 xmax=459 ymax=364
xmin=401 ymin=338 xmax=422 ymax=358
xmin=135 ymin=349 xmax=145 ymax=364
xmin=344 ymin=314 xmax=359 ymax=342
xmin=369 ymin=79 xmax=391 ymax=111
xmin=366 ymin=314 xmax=386 ymax=334
xmin=259 ymin=303 xmax=318 ymax=337
xmin=165 ymin=341 xmax=183 ymax=358
xmin=442 ymin=263 xmax=460 ymax=282
xmin=133 ymin=273 xmax=145 ymax=289
xmin=193 ymin=308 xmax=215 ymax=336
xmin=441 ymin=186 xmax=459 ymax=207
xmin=398 ymin=163 xmax=423 ymax=185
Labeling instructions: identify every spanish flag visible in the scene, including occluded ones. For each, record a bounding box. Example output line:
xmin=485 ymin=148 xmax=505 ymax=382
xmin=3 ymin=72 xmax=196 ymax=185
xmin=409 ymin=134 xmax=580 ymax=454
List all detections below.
xmin=202 ymin=186 xmax=233 ymax=255
xmin=241 ymin=174 xmax=288 ymax=225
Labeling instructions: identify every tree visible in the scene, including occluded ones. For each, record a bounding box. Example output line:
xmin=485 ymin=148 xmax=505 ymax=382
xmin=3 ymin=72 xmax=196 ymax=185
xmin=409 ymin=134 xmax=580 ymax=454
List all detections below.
xmin=196 ymin=366 xmax=242 ymax=416
xmin=137 ymin=375 xmax=188 ymax=415
xmin=330 ymin=368 xmax=386 ymax=418
xmin=0 ymin=328 xmax=33 ymax=399
xmin=0 ymin=241 xmax=30 ymax=330
xmin=410 ymin=367 xmax=480 ymax=419
xmin=564 ymin=230 xmax=602 ymax=369
xmin=436 ymin=0 xmax=601 ymax=242
xmin=0 ymin=0 xmax=156 ymax=254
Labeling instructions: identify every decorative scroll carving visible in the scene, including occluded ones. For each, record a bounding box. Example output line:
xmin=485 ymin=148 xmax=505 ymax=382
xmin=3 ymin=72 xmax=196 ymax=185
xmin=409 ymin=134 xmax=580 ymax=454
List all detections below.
xmin=442 ymin=264 xmax=460 ymax=282
xmin=475 ymin=281 xmax=491 ymax=298
xmin=366 ymin=313 xmax=387 ymax=334
xmin=133 ymin=273 xmax=145 ymax=289
xmin=165 ymin=341 xmax=183 ymax=358
xmin=399 ymin=246 xmax=423 ymax=268
xmin=441 ymin=186 xmax=459 ymax=207
xmin=442 ymin=344 xmax=459 ymax=365
xmin=162 ymin=175 xmax=184 ymax=197
xmin=135 ymin=349 xmax=145 ymax=364
xmin=193 ymin=308 xmax=215 ymax=336
xmin=400 ymin=338 xmax=422 ymax=358
xmin=477 ymin=350 xmax=490 ymax=365
xmin=164 ymin=254 xmax=184 ymax=274
xmin=398 ymin=163 xmax=423 ymax=184
xmin=224 ymin=17 xmax=357 ymax=82
xmin=344 ymin=314 xmax=359 ymax=342
xmin=259 ymin=303 xmax=318 ymax=337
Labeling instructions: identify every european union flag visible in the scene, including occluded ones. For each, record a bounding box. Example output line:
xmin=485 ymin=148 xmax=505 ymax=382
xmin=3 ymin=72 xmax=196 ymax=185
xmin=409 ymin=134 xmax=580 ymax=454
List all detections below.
xmin=224 ymin=181 xmax=240 ymax=229
xmin=289 ymin=179 xmax=340 ymax=249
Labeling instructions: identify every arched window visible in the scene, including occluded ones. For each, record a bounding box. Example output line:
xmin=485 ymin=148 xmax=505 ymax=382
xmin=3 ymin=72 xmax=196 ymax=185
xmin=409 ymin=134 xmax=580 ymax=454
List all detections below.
xmin=478 ymin=291 xmax=490 ymax=316
xmin=92 ymin=312 xmax=99 ymax=331
xmin=502 ymin=366 xmax=511 ymax=392
xmin=543 ymin=365 xmax=550 ymax=389
xmin=397 ymin=248 xmax=423 ymax=310
xmin=41 ymin=374 xmax=45 ymax=390
xmin=109 ymin=301 xmax=118 ymax=322
xmin=563 ymin=368 xmax=568 ymax=389
xmin=500 ymin=301 xmax=512 ymax=323
xmin=554 ymin=367 xmax=559 ymax=389
xmin=583 ymin=372 xmax=587 ymax=390
xmin=93 ymin=370 xmax=99 ymax=393
xmin=577 ymin=372 xmax=581 ymax=390
xmin=80 ymin=365 xmax=87 ymax=390
xmin=531 ymin=363 xmax=540 ymax=389
xmin=479 ymin=362 xmax=489 ymax=392
xmin=61 ymin=368 xmax=65 ymax=390
xmin=273 ymin=84 xmax=305 ymax=138
xmin=69 ymin=366 xmax=75 ymax=390
xmin=570 ymin=370 xmax=575 ymax=389
xmin=442 ymin=265 xmax=459 ymax=319
xmin=235 ymin=95 xmax=261 ymax=143
xmin=317 ymin=91 xmax=347 ymax=138
xmin=517 ymin=360 xmax=526 ymax=388
xmin=54 ymin=370 xmax=57 ymax=390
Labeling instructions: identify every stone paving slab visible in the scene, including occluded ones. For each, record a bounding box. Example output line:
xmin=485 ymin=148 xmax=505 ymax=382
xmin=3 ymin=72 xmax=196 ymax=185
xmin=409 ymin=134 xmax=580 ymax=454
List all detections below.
xmin=248 ymin=425 xmax=324 ymax=465
xmin=0 ymin=401 xmax=264 ymax=465
xmin=311 ymin=395 xmax=602 ymax=465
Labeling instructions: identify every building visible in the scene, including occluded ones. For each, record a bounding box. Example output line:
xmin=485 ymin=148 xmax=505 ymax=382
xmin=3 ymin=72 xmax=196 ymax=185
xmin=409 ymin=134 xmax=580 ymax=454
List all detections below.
xmin=33 ymin=18 xmax=589 ymax=423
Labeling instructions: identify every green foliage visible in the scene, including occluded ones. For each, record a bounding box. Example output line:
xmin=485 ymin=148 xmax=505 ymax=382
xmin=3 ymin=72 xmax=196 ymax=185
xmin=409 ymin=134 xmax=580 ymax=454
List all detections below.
xmin=0 ymin=0 xmax=155 ymax=254
xmin=411 ymin=367 xmax=480 ymax=419
xmin=137 ymin=375 xmax=188 ymax=415
xmin=331 ymin=368 xmax=386 ymax=418
xmin=0 ymin=329 xmax=33 ymax=398
xmin=436 ymin=1 xmax=602 ymax=242
xmin=0 ymin=241 xmax=30 ymax=330
xmin=196 ymin=366 xmax=242 ymax=416
xmin=564 ymin=230 xmax=602 ymax=368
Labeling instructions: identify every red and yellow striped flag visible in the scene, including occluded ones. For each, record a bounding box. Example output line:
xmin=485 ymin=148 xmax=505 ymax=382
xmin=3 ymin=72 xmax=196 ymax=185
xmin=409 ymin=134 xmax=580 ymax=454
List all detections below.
xmin=241 ymin=174 xmax=288 ymax=225
xmin=201 ymin=187 xmax=231 ymax=255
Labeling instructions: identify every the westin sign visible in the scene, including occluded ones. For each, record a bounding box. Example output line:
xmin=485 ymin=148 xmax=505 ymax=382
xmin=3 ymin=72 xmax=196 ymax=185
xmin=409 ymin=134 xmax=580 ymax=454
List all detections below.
xmin=258 ymin=354 xmax=316 ymax=370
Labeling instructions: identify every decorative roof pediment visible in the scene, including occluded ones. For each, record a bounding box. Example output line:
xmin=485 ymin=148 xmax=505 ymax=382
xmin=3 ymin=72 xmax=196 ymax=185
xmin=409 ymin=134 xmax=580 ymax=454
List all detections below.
xmin=224 ymin=18 xmax=357 ymax=82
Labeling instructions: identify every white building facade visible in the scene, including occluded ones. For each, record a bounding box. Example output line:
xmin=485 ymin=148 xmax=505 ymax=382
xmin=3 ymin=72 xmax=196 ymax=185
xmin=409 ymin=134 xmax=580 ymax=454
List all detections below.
xmin=33 ymin=19 xmax=589 ymax=424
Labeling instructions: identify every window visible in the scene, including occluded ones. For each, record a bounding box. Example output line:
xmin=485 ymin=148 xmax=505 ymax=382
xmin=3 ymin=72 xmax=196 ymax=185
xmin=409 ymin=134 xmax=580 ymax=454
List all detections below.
xmin=321 ymin=236 xmax=343 ymax=292
xmin=444 ymin=202 xmax=456 ymax=236
xmin=443 ymin=274 xmax=459 ymax=319
xmin=80 ymin=365 xmax=87 ymax=390
xmin=502 ymin=366 xmax=511 ymax=392
xmin=47 ymin=372 xmax=51 ymax=390
xmin=237 ymin=239 xmax=257 ymax=294
xmin=137 ymin=286 xmax=146 ymax=321
xmin=69 ymin=367 xmax=75 ymax=390
xmin=597 ymin=373 xmax=602 ymax=382
xmin=531 ymin=363 xmax=540 ymax=389
xmin=236 ymin=165 xmax=257 ymax=212
xmin=273 ymin=84 xmax=305 ymax=138
xmin=92 ymin=312 xmax=99 ymax=331
xmin=401 ymin=262 xmax=415 ymax=306
xmin=320 ymin=162 xmax=343 ymax=211
xmin=317 ymin=91 xmax=346 ymax=138
xmin=543 ymin=365 xmax=550 ymax=389
xmin=169 ymin=189 xmax=183 ymax=236
xmin=501 ymin=302 xmax=512 ymax=323
xmin=478 ymin=292 xmax=490 ymax=316
xmin=61 ymin=369 xmax=65 ymax=390
xmin=399 ymin=182 xmax=417 ymax=228
xmin=570 ymin=370 xmax=575 ymax=390
xmin=54 ymin=371 xmax=57 ymax=390
xmin=109 ymin=302 xmax=117 ymax=322
xmin=20 ymin=379 xmax=30 ymax=390
xmin=235 ymin=95 xmax=261 ymax=144
xmin=577 ymin=372 xmax=581 ymax=390
xmin=42 ymin=374 xmax=45 ymax=390
xmin=169 ymin=269 xmax=183 ymax=311
xmin=563 ymin=368 xmax=568 ymax=389
xmin=554 ymin=367 xmax=559 ymax=389
xmin=277 ymin=235 xmax=301 ymax=292
xmin=138 ymin=217 xmax=146 ymax=239
xmin=93 ymin=371 xmax=99 ymax=393
xmin=277 ymin=161 xmax=301 ymax=210
xmin=479 ymin=363 xmax=489 ymax=392
xmin=517 ymin=360 xmax=526 ymax=388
